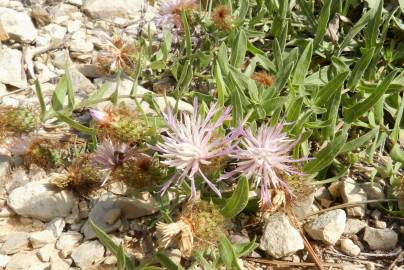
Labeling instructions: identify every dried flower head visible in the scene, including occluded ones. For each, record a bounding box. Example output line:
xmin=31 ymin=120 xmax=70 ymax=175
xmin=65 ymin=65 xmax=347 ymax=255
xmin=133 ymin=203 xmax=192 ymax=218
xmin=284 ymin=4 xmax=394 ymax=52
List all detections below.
xmin=90 ymin=105 xmax=154 ymax=145
xmin=152 ymin=99 xmax=233 ymax=198
xmin=212 ymin=5 xmax=232 ymax=31
xmin=0 ymin=106 xmax=38 ymax=136
xmin=93 ymin=139 xmax=132 ymax=171
xmin=10 ymin=135 xmax=65 ymax=169
xmin=155 ymin=0 xmax=196 ymax=29
xmin=95 ymin=36 xmax=137 ymax=75
xmin=156 ymin=199 xmax=226 ymax=256
xmin=223 ymin=123 xmax=307 ymax=211
xmin=251 ymin=71 xmax=274 ymax=87
xmin=53 ymin=154 xmax=102 ymax=195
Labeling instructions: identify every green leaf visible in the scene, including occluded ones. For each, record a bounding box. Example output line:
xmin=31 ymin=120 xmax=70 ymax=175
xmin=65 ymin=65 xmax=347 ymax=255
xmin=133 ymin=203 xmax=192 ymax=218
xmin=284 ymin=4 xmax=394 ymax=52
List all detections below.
xmin=181 ymin=10 xmax=191 ymax=58
xmin=273 ymin=61 xmax=294 ymax=96
xmin=214 ymin=61 xmax=227 ymax=106
xmin=230 ymin=30 xmax=247 ymax=68
xmin=221 ymin=177 xmax=249 ymax=218
xmin=155 ymin=252 xmax=184 ymax=270
xmin=391 ymin=92 xmax=404 ymax=144
xmin=400 ymin=0 xmax=404 ymax=12
xmin=347 ymin=47 xmax=375 ymax=90
xmin=315 ymin=71 xmax=349 ymax=105
xmin=51 ymin=74 xmax=68 ymax=111
xmin=34 ymin=79 xmax=46 ymax=119
xmin=390 ymin=143 xmax=404 ymax=163
xmin=65 ymin=67 xmax=75 ymax=110
xmin=313 ymin=0 xmax=332 ymax=49
xmin=292 ymin=40 xmax=313 ymax=85
xmin=77 ymin=82 xmax=110 ymax=108
xmin=365 ymin=0 xmax=383 ymax=49
xmin=338 ymin=10 xmax=371 ymax=55
xmin=303 ymin=132 xmax=348 ymax=174
xmin=55 ymin=112 xmax=96 ymax=135
xmin=218 ymin=234 xmax=241 ymax=269
xmin=217 ymin=43 xmax=229 ymax=76
xmin=117 ymin=245 xmax=126 ymax=270
xmin=233 ymin=236 xmax=259 ymax=257
xmin=340 ymin=127 xmax=379 ymax=154
xmin=344 ymin=69 xmax=399 ymax=123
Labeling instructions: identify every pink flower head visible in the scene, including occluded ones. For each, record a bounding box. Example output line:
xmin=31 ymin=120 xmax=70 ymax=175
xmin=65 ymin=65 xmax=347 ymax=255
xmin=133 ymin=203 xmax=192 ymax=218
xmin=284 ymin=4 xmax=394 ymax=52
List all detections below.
xmin=93 ymin=139 xmax=135 ymax=171
xmin=89 ymin=109 xmax=112 ymax=125
xmin=223 ymin=123 xmax=307 ymax=210
xmin=152 ymin=98 xmax=233 ymax=198
xmin=155 ymin=0 xmax=196 ymax=29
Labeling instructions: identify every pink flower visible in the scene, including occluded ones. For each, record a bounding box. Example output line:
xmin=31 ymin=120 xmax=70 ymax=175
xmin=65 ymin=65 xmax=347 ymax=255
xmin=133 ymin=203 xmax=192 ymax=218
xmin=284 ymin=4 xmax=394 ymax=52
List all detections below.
xmin=93 ymin=139 xmax=134 ymax=171
xmin=155 ymin=0 xmax=196 ymax=29
xmin=222 ymin=123 xmax=307 ymax=210
xmin=89 ymin=109 xmax=112 ymax=125
xmin=151 ymin=99 xmax=233 ymax=198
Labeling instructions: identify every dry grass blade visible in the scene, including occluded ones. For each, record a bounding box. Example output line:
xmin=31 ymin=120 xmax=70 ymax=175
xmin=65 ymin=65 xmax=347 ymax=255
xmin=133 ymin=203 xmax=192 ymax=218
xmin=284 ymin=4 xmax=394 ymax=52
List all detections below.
xmin=387 ymin=251 xmax=404 ymax=270
xmin=244 ymin=257 xmax=352 ymax=269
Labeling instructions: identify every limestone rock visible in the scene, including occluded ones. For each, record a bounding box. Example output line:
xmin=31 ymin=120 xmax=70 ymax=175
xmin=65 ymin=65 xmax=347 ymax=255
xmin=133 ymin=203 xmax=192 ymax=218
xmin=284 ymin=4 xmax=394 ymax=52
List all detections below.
xmin=344 ymin=219 xmax=367 ymax=235
xmin=83 ymin=0 xmax=144 ymax=19
xmin=0 ymin=232 xmax=29 ymax=255
xmin=0 ymin=8 xmax=37 ymax=42
xmin=304 ymin=209 xmax=346 ymax=245
xmin=340 ymin=178 xmax=367 ymax=217
xmin=70 ymin=240 xmax=105 ymax=268
xmin=55 ymin=231 xmax=83 ymax=257
xmin=339 ymin=239 xmax=361 ymax=256
xmin=0 ymin=48 xmax=27 ymax=88
xmin=259 ymin=213 xmax=304 ymax=258
xmin=7 ymin=182 xmax=76 ymax=222
xmin=363 ymin=227 xmax=398 ymax=250
xmin=29 ymin=230 xmax=56 ymax=249
xmin=5 ymin=252 xmax=47 ymax=270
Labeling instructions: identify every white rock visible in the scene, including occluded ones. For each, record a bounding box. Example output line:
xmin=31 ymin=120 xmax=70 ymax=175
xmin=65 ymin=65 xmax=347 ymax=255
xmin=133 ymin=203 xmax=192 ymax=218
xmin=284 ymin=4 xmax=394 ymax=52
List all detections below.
xmin=41 ymin=24 xmax=66 ymax=41
xmin=0 ymin=8 xmax=37 ymax=42
xmin=67 ymin=0 xmax=83 ymax=6
xmin=259 ymin=213 xmax=304 ymax=258
xmin=339 ymin=239 xmax=361 ymax=256
xmin=55 ymin=231 xmax=83 ymax=257
xmin=0 ymin=254 xmax=11 ymax=267
xmin=30 ymin=230 xmax=56 ymax=249
xmin=362 ymin=182 xmax=385 ymax=207
xmin=37 ymin=244 xmax=55 ymax=262
xmin=374 ymin=220 xmax=386 ymax=229
xmin=46 ymin=218 xmax=66 ymax=238
xmin=70 ymin=241 xmax=105 ymax=268
xmin=5 ymin=252 xmax=47 ymax=270
xmin=0 ymin=232 xmax=30 ymax=255
xmin=304 ymin=209 xmax=346 ymax=245
xmin=0 ymin=48 xmax=27 ymax=88
xmin=291 ymin=192 xmax=315 ymax=219
xmin=0 ymin=156 xmax=10 ymax=179
xmin=104 ymin=255 xmax=117 ymax=265
xmin=341 ymin=178 xmax=367 ymax=217
xmin=83 ymin=0 xmax=144 ymax=19
xmin=70 ymin=38 xmax=94 ymax=53
xmin=363 ymin=227 xmax=398 ymax=250
xmin=315 ymin=186 xmax=333 ymax=207
xmin=344 ymin=219 xmax=367 ymax=235
xmin=7 ymin=182 xmax=77 ymax=222
xmin=50 ymin=253 xmax=71 ymax=270
xmin=67 ymin=20 xmax=81 ymax=33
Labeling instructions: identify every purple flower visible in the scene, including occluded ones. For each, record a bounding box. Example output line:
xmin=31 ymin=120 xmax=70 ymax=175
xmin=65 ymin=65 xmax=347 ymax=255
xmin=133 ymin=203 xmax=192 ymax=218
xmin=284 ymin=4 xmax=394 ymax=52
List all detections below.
xmin=89 ymin=109 xmax=112 ymax=125
xmin=155 ymin=0 xmax=196 ymax=29
xmin=223 ymin=123 xmax=307 ymax=210
xmin=93 ymin=139 xmax=134 ymax=171
xmin=152 ymin=99 xmax=233 ymax=198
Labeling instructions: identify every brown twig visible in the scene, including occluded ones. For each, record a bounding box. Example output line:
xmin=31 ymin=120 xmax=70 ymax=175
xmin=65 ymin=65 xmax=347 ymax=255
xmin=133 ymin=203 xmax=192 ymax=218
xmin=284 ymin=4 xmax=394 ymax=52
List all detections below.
xmin=387 ymin=251 xmax=404 ymax=270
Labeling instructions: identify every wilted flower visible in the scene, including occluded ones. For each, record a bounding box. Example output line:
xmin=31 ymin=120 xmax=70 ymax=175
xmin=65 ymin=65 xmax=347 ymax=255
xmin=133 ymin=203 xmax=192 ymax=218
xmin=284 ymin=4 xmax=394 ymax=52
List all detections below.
xmin=212 ymin=5 xmax=232 ymax=31
xmin=251 ymin=71 xmax=274 ymax=87
xmin=93 ymin=139 xmax=133 ymax=171
xmin=155 ymin=0 xmax=196 ymax=29
xmin=152 ymin=99 xmax=233 ymax=198
xmin=156 ymin=199 xmax=226 ymax=256
xmin=223 ymin=123 xmax=306 ymax=210
xmin=95 ymin=36 xmax=137 ymax=75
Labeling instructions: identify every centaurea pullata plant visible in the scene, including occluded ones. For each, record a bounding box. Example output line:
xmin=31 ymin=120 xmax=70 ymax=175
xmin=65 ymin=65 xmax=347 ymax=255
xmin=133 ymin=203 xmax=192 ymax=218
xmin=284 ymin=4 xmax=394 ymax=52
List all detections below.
xmin=152 ymin=99 xmax=234 ymax=199
xmin=223 ymin=123 xmax=306 ymax=211
xmin=155 ymin=0 xmax=196 ymax=30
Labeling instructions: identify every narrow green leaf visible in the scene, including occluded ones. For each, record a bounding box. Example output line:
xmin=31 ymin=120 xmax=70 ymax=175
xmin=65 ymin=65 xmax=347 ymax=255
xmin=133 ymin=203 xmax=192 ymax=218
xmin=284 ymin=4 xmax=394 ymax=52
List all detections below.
xmin=221 ymin=177 xmax=249 ymax=218
xmin=155 ymin=252 xmax=184 ymax=270
xmin=344 ymin=69 xmax=399 ymax=123
xmin=400 ymin=0 xmax=404 ymax=12
xmin=273 ymin=61 xmax=294 ymax=96
xmin=338 ymin=10 xmax=371 ymax=55
xmin=315 ymin=71 xmax=349 ymax=105
xmin=313 ymin=0 xmax=332 ymax=49
xmin=233 ymin=236 xmax=258 ymax=257
xmin=303 ymin=132 xmax=348 ymax=174
xmin=89 ymin=220 xmax=119 ymax=255
xmin=65 ymin=67 xmax=75 ymax=109
xmin=117 ymin=245 xmax=126 ymax=270
xmin=34 ymin=79 xmax=46 ymax=118
xmin=365 ymin=0 xmax=383 ymax=48
xmin=230 ymin=30 xmax=247 ymax=68
xmin=391 ymin=93 xmax=404 ymax=144
xmin=55 ymin=112 xmax=96 ymax=135
xmin=77 ymin=82 xmax=110 ymax=108
xmin=214 ymin=61 xmax=227 ymax=106
xmin=219 ymin=234 xmax=241 ymax=269
xmin=292 ymin=40 xmax=313 ymax=85
xmin=347 ymin=47 xmax=375 ymax=90
xmin=340 ymin=127 xmax=379 ymax=154
xmin=51 ymin=74 xmax=68 ymax=111
xmin=390 ymin=143 xmax=404 ymax=163
xmin=217 ymin=43 xmax=229 ymax=76
xmin=181 ymin=10 xmax=191 ymax=58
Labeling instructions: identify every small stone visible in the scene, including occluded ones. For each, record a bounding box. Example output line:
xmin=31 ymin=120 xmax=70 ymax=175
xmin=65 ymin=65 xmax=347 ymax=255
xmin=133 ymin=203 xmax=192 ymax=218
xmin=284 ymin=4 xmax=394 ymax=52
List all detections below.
xmin=104 ymin=208 xmax=121 ymax=225
xmin=37 ymin=244 xmax=55 ymax=262
xmin=5 ymin=252 xmax=47 ymax=270
xmin=0 ymin=8 xmax=37 ymax=42
xmin=0 ymin=254 xmax=10 ymax=267
xmin=70 ymin=240 xmax=105 ymax=268
xmin=82 ymin=0 xmax=144 ymax=19
xmin=340 ymin=178 xmax=367 ymax=217
xmin=363 ymin=227 xmax=398 ymax=250
xmin=328 ymin=181 xmax=341 ymax=198
xmin=0 ymin=232 xmax=30 ymax=255
xmin=46 ymin=218 xmax=66 ymax=238
xmin=370 ymin=209 xmax=382 ymax=220
xmin=315 ymin=186 xmax=333 ymax=207
xmin=67 ymin=20 xmax=81 ymax=33
xmin=374 ymin=220 xmax=386 ymax=229
xmin=291 ymin=192 xmax=315 ymax=219
xmin=30 ymin=230 xmax=56 ymax=249
xmin=7 ymin=182 xmax=76 ymax=222
xmin=362 ymin=182 xmax=385 ymax=208
xmin=344 ymin=219 xmax=367 ymax=235
xmin=366 ymin=262 xmax=376 ymax=270
xmin=50 ymin=252 xmax=71 ymax=270
xmin=339 ymin=239 xmax=361 ymax=256
xmin=41 ymin=24 xmax=66 ymax=41
xmin=55 ymin=231 xmax=83 ymax=258
xmin=104 ymin=255 xmax=117 ymax=265
xmin=260 ymin=213 xmax=304 ymax=258
xmin=0 ymin=48 xmax=28 ymax=89
xmin=70 ymin=38 xmax=94 ymax=53
xmin=304 ymin=209 xmax=346 ymax=245
xmin=0 ymin=206 xmax=15 ymax=217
